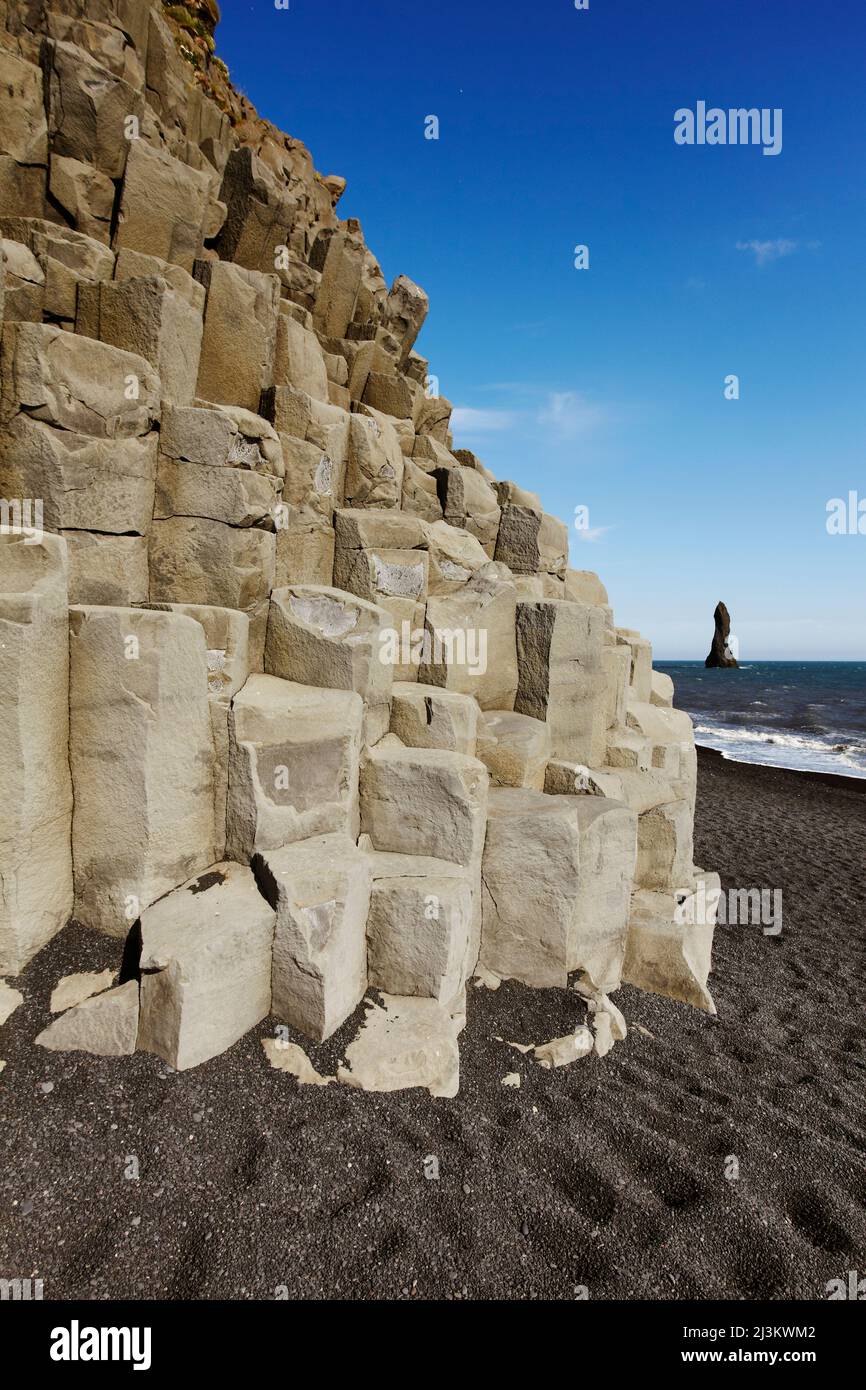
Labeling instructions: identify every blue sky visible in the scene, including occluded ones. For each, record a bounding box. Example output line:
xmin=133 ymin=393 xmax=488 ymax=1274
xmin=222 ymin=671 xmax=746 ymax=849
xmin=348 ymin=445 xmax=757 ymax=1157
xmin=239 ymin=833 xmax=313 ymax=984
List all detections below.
xmin=216 ymin=0 xmax=865 ymax=659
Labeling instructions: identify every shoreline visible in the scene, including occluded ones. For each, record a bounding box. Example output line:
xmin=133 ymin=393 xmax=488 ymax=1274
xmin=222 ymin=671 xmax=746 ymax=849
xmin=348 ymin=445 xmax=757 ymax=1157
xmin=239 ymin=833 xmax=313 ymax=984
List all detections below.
xmin=658 ymin=658 xmax=866 ymax=787
xmin=696 ymin=744 xmax=866 ymax=796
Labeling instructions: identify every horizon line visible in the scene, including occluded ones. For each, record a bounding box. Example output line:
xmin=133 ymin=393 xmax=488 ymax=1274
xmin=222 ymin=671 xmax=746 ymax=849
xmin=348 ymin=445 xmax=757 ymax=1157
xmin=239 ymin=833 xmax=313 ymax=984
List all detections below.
xmin=654 ymin=657 xmax=865 ymax=664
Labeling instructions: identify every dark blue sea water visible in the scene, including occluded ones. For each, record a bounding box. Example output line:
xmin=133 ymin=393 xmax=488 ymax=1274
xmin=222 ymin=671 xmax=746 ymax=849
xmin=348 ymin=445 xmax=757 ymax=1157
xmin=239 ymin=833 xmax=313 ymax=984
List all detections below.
xmin=655 ymin=662 xmax=866 ymax=779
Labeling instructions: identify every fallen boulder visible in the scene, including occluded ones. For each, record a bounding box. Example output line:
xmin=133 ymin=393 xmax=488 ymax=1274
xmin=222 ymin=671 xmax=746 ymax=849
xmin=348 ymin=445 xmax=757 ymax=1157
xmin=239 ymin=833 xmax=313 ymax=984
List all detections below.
xmin=35 ymin=980 xmax=139 ymax=1056
xmin=49 ymin=969 xmax=114 ymax=1014
xmin=337 ymin=994 xmax=460 ymax=1097
xmin=534 ymin=1027 xmax=594 ymax=1069
xmin=137 ymin=863 xmax=275 ymax=1071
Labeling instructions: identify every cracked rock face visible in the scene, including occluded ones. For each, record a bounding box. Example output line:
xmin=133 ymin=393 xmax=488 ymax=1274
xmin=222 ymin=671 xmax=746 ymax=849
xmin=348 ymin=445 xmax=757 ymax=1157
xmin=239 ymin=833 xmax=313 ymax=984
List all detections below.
xmin=480 ymin=789 xmax=636 ymax=994
xmin=0 ymin=0 xmax=715 ymax=1093
xmin=366 ymin=853 xmax=474 ymax=1003
xmin=266 ymin=585 xmax=393 ymax=743
xmin=226 ymin=673 xmax=361 ymax=859
xmin=0 ymin=533 xmax=73 ymax=975
xmin=256 ymin=833 xmax=371 ymax=1042
xmin=289 ymin=590 xmax=359 ymax=638
xmin=68 ymin=605 xmax=216 ymax=937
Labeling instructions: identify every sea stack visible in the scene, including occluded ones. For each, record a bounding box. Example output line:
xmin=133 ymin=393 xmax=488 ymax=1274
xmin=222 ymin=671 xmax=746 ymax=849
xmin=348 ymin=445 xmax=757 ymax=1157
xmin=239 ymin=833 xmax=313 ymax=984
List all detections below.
xmin=705 ymin=602 xmax=739 ymax=668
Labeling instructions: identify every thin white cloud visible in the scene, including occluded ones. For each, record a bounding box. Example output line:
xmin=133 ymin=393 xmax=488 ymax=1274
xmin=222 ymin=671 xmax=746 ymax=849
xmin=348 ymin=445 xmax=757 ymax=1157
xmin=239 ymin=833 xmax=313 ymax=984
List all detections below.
xmin=575 ymin=525 xmax=612 ymax=544
xmin=736 ymin=238 xmax=797 ymax=266
xmin=450 ymin=406 xmax=515 ymax=433
xmin=537 ymin=391 xmax=606 ymax=439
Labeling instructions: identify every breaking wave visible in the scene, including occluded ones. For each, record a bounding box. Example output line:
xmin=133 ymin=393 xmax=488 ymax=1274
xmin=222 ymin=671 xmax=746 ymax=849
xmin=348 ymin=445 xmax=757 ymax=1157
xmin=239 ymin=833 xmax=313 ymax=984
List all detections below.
xmin=656 ymin=662 xmax=866 ymax=779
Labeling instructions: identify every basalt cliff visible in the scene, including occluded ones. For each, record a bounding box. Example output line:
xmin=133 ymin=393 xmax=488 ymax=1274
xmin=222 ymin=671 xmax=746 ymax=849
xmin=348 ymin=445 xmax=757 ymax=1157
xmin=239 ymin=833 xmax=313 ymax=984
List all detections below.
xmin=0 ymin=0 xmax=719 ymax=1091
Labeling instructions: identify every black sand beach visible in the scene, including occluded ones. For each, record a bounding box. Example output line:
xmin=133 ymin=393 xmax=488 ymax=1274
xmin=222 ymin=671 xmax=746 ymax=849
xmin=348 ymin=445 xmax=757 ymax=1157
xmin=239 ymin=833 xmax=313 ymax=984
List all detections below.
xmin=1 ymin=748 xmax=864 ymax=1301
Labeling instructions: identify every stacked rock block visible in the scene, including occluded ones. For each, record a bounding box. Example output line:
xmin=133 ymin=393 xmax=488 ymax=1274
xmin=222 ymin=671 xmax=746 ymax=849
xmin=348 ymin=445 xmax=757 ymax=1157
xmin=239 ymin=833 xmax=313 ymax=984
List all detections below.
xmin=0 ymin=0 xmax=718 ymax=1082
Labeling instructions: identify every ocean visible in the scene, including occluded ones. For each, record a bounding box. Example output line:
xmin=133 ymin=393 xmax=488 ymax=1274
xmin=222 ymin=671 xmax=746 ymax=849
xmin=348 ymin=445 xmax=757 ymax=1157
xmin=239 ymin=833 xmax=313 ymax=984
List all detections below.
xmin=655 ymin=661 xmax=866 ymax=779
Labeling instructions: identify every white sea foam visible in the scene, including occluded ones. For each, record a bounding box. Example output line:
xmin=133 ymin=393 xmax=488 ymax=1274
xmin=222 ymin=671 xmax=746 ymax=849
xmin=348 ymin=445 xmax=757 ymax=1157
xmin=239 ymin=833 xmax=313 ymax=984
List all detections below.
xmin=693 ymin=721 xmax=866 ymax=778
